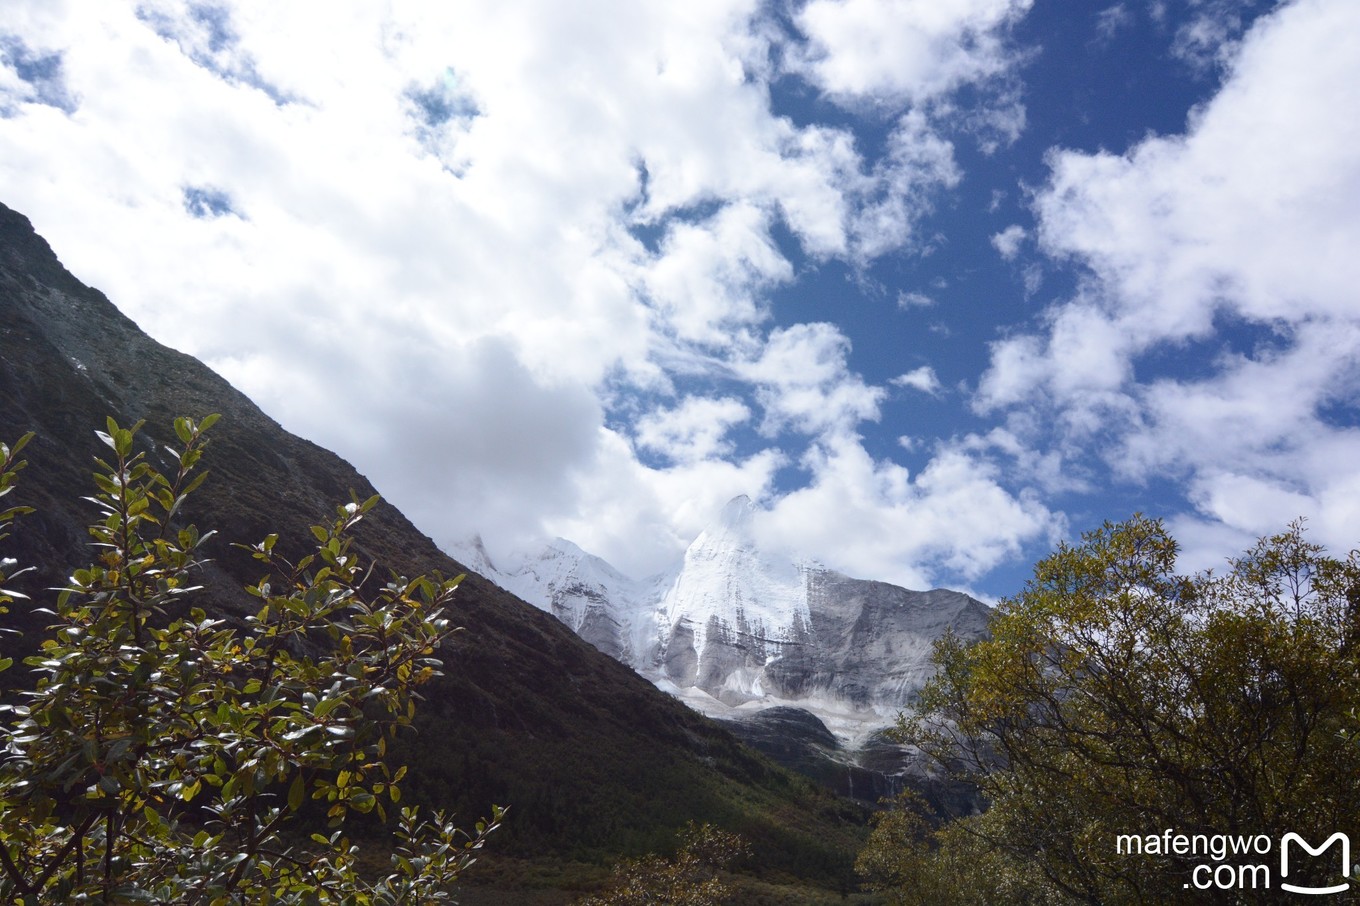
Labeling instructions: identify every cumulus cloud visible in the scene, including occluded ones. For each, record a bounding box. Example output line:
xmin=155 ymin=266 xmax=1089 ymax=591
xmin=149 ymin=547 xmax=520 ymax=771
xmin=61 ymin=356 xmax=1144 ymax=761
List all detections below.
xmin=635 ymin=396 xmax=752 ymax=464
xmin=792 ymin=0 xmax=1032 ymax=103
xmin=640 ymin=201 xmax=791 ymax=350
xmin=547 ymin=428 xmax=787 ymax=578
xmin=754 ymin=435 xmax=1060 ymax=588
xmin=847 ymin=110 xmax=961 ymax=258
xmin=990 ymin=223 xmax=1026 ymax=260
xmin=0 ymin=0 xmax=1055 ymax=588
xmin=892 ymin=366 xmax=942 ymax=395
xmin=738 ymin=322 xmax=886 ymax=437
xmin=978 ymin=0 xmax=1360 ymax=559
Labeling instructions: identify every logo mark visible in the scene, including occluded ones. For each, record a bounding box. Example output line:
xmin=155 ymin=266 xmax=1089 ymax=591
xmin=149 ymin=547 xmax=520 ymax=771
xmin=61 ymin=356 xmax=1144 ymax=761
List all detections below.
xmin=1280 ymin=832 xmax=1351 ymax=895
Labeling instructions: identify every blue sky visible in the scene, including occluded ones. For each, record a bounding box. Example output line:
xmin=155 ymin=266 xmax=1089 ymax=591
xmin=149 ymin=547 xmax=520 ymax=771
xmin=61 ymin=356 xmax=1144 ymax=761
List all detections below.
xmin=2 ymin=0 xmax=1357 ymax=599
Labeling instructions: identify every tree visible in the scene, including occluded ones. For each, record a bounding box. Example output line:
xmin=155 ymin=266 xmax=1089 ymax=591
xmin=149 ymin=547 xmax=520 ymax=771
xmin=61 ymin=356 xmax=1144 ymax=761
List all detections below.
xmin=855 ymin=790 xmax=1064 ymax=906
xmin=0 ymin=417 xmax=501 ymax=903
xmin=884 ymin=516 xmax=1360 ymax=904
xmin=574 ymin=823 xmax=749 ymax=906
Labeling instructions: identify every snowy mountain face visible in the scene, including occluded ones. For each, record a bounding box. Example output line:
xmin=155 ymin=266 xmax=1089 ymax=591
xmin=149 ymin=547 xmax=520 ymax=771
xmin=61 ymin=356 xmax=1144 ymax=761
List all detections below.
xmin=461 ymin=495 xmax=991 ymax=742
xmin=652 ymin=496 xmax=812 ymax=705
xmin=453 ymin=536 xmax=665 ymax=665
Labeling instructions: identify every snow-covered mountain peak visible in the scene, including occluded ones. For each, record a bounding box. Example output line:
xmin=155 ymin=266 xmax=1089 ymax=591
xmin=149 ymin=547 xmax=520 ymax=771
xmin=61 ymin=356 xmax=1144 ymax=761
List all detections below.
xmin=683 ymin=494 xmax=756 ymax=563
xmin=710 ymin=493 xmax=755 ymax=536
xmin=514 ymin=537 xmax=617 ymax=582
xmin=461 ymin=497 xmax=991 ymax=739
xmin=657 ymin=496 xmax=810 ymax=684
xmin=460 ymin=535 xmax=664 ymax=664
xmin=448 ymin=534 xmax=498 ymax=578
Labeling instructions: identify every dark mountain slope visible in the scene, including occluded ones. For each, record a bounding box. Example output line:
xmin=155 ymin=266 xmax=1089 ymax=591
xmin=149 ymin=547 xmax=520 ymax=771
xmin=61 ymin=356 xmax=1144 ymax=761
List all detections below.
xmin=0 ymin=202 xmax=866 ymax=887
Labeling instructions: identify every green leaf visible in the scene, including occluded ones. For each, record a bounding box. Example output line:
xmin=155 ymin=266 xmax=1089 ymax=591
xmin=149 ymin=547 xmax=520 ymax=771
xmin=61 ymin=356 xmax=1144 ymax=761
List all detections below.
xmin=314 ymin=697 xmax=341 ymax=720
xmin=5 ymin=431 xmax=35 ymax=461
xmin=288 ymin=773 xmax=306 ymax=811
xmin=182 ymin=469 xmax=211 ymax=496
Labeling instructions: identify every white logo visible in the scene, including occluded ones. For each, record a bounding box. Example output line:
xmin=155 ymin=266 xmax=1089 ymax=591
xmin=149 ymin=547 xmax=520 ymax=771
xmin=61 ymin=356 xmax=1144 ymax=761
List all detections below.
xmin=1280 ymin=832 xmax=1351 ymax=895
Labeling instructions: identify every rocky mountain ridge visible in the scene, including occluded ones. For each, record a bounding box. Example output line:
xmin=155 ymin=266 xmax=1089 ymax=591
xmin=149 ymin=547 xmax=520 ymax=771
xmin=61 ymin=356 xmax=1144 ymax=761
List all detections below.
xmin=462 ymin=495 xmax=992 ymax=746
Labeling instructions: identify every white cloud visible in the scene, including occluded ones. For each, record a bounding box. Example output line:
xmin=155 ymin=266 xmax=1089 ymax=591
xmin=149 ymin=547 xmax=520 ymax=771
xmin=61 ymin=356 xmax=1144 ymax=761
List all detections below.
xmin=1035 ymin=0 xmax=1360 ymax=344
xmin=847 ymin=109 xmax=961 ymax=259
xmin=0 ymin=0 xmax=1052 ymax=589
xmin=640 ymin=201 xmax=791 ymax=350
xmin=892 ymin=366 xmax=942 ymax=395
xmin=792 ymin=0 xmax=1032 ymax=104
xmin=738 ymin=322 xmax=885 ymax=437
xmin=754 ymin=436 xmax=1060 ymax=588
xmin=1120 ymin=319 xmax=1360 ymax=546
xmin=979 ymin=0 xmax=1360 ymax=557
xmin=1169 ymin=0 xmax=1271 ymax=72
xmin=953 ymin=86 xmax=1027 ymax=153
xmin=1094 ymin=4 xmax=1134 ymax=43
xmin=990 ymin=223 xmax=1026 ymax=260
xmin=897 ymin=290 xmax=936 ymax=309
xmin=547 ymin=428 xmax=786 ymax=578
xmin=635 ymin=396 xmax=751 ymax=464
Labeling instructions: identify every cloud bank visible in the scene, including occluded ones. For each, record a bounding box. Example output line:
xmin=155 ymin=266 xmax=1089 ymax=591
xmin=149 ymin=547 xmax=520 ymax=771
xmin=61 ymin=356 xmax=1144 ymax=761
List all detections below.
xmin=979 ymin=0 xmax=1360 ymax=569
xmin=2 ymin=0 xmax=1354 ymax=594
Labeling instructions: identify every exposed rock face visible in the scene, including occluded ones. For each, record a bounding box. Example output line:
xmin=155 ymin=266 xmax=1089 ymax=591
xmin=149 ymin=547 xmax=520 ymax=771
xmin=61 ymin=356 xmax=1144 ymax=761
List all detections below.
xmin=789 ymin=574 xmax=989 ymax=710
xmin=716 ymin=706 xmax=983 ymax=811
xmin=474 ymin=495 xmax=992 ymax=738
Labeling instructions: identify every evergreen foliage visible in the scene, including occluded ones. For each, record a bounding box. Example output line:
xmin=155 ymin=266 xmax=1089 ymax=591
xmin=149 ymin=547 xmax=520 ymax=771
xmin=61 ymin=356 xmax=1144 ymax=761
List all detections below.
xmin=0 ymin=417 xmax=501 ymax=903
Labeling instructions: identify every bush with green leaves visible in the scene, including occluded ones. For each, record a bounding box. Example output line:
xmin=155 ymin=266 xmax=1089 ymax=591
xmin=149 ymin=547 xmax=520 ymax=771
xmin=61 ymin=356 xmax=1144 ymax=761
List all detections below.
xmin=0 ymin=416 xmax=501 ymax=904
xmin=574 ymin=822 xmax=750 ymax=906
xmin=0 ymin=429 xmax=35 ymax=675
xmin=854 ymin=790 xmax=1065 ymax=906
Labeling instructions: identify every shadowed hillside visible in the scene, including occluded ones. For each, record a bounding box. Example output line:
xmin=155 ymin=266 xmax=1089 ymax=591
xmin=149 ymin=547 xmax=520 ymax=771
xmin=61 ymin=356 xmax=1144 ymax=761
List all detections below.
xmin=0 ymin=201 xmax=868 ymax=894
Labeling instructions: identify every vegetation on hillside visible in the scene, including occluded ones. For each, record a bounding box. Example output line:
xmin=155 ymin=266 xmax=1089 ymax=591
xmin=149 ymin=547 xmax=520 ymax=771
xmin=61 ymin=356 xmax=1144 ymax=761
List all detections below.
xmin=859 ymin=515 xmax=1360 ymax=903
xmin=0 ymin=418 xmax=500 ymax=902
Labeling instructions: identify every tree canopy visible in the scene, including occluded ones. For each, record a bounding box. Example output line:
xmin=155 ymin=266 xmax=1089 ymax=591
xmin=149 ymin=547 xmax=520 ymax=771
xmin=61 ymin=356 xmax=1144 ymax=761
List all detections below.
xmin=862 ymin=515 xmax=1360 ymax=904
